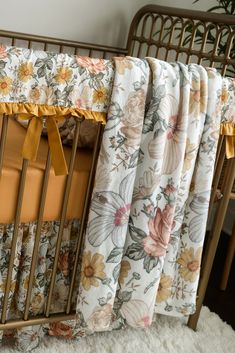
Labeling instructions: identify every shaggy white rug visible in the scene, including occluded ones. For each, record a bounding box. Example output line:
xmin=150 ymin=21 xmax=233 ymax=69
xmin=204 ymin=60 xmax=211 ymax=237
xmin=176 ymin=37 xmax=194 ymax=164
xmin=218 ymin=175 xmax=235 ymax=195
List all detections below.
xmin=2 ymin=307 xmax=235 ymax=353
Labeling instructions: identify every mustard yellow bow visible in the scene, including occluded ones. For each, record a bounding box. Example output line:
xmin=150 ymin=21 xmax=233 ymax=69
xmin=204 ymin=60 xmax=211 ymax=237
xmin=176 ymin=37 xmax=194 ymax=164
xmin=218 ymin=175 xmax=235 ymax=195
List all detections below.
xmin=220 ymin=122 xmax=235 ymax=159
xmin=20 ymin=114 xmax=68 ymax=176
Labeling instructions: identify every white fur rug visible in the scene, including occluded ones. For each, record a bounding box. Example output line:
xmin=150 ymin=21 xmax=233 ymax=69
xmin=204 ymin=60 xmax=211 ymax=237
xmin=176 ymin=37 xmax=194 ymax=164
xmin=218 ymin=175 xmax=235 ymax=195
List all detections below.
xmin=2 ymin=307 xmax=235 ymax=353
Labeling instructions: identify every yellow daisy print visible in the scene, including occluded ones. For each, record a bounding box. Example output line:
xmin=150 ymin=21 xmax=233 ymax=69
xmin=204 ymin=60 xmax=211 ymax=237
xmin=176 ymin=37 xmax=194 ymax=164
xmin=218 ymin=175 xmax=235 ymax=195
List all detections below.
xmin=81 ymin=251 xmax=106 ymax=291
xmin=29 ymin=87 xmax=41 ymax=103
xmin=18 ymin=62 xmax=33 ymax=82
xmin=93 ymin=87 xmax=108 ymax=104
xmin=0 ymin=76 xmax=12 ymax=95
xmin=55 ymin=67 xmax=72 ymax=84
xmin=156 ymin=274 xmax=173 ymax=303
xmin=30 ymin=293 xmax=45 ymax=314
xmin=115 ymin=57 xmax=133 ymax=75
xmin=177 ymin=247 xmax=202 ymax=283
xmin=119 ymin=260 xmax=131 ymax=284
xmin=189 ymin=80 xmax=207 ymax=114
xmin=221 ymin=86 xmax=230 ymax=104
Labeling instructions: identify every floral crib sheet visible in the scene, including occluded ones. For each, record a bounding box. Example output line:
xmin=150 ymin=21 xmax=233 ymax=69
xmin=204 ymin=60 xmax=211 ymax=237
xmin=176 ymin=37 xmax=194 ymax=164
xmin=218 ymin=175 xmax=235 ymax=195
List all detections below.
xmin=0 ymin=43 xmax=235 ymax=351
xmin=0 ymin=220 xmax=80 ymax=351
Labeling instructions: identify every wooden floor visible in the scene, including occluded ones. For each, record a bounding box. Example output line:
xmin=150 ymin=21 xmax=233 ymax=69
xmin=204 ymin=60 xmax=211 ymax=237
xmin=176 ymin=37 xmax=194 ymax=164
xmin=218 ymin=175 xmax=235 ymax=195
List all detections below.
xmin=204 ymin=232 xmax=235 ymax=330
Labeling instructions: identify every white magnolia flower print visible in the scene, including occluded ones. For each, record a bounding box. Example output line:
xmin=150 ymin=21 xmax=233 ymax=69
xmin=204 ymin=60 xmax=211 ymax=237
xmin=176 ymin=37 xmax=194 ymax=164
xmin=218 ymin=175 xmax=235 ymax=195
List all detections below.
xmin=88 ymin=172 xmax=135 ymax=247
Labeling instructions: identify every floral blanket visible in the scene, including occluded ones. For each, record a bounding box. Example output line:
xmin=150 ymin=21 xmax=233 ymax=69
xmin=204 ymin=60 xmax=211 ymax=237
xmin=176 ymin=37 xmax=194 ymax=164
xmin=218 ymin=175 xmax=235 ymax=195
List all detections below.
xmin=76 ymin=57 xmax=232 ymax=333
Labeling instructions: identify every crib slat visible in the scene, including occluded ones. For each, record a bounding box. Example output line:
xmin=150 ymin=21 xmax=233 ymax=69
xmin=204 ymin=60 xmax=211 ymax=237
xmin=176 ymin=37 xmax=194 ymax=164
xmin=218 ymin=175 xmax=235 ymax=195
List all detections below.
xmin=23 ymin=150 xmax=52 ymax=321
xmin=45 ymin=118 xmax=81 ymax=317
xmin=0 ymin=114 xmax=8 ymax=177
xmin=66 ymin=123 xmax=103 ymax=314
xmin=0 ymin=312 xmax=76 ymax=330
xmin=1 ymin=159 xmax=29 ymax=324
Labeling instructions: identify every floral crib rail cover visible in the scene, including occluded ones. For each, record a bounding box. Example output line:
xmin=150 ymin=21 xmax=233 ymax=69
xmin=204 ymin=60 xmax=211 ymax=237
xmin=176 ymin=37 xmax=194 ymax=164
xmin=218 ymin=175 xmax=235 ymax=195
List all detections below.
xmin=0 ymin=44 xmax=114 ymax=175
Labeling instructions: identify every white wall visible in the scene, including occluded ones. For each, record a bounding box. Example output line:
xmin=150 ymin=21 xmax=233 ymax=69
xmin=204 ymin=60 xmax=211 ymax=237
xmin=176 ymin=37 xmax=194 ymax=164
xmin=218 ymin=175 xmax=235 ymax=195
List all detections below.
xmin=0 ymin=0 xmax=215 ymax=47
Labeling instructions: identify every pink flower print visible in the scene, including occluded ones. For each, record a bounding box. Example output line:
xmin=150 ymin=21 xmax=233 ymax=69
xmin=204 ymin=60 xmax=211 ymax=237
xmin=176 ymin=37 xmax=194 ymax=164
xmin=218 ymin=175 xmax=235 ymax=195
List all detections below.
xmin=167 ymin=114 xmax=178 ymax=140
xmin=114 ymin=204 xmax=131 ymax=226
xmin=88 ymin=172 xmax=134 ymax=248
xmin=0 ymin=45 xmax=7 ymax=59
xmin=76 ymin=56 xmax=106 ymax=75
xmin=144 ymin=205 xmax=175 ymax=257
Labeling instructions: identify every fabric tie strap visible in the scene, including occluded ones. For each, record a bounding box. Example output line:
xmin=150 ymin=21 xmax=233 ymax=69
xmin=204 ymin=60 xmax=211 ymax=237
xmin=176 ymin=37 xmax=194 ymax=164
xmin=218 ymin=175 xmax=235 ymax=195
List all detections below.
xmin=220 ymin=122 xmax=235 ymax=159
xmin=21 ymin=114 xmax=68 ymax=176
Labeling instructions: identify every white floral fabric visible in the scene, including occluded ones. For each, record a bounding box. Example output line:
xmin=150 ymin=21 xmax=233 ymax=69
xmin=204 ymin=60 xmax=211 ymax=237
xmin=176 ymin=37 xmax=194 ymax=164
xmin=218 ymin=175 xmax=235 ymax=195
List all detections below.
xmin=0 ymin=220 xmax=80 ymax=350
xmin=0 ymin=45 xmax=113 ymax=114
xmin=76 ymin=60 xmax=227 ymax=332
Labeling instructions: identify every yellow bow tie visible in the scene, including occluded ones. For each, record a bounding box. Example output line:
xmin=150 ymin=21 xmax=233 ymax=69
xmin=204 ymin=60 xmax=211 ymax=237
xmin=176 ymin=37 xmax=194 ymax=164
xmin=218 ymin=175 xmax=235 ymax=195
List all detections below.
xmin=220 ymin=122 xmax=235 ymax=159
xmin=20 ymin=114 xmax=68 ymax=176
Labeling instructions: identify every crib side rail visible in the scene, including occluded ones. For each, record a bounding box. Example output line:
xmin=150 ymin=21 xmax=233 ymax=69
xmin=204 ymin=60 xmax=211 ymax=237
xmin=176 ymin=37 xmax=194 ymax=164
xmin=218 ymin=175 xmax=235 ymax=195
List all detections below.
xmin=0 ymin=29 xmax=127 ymax=58
xmin=126 ymin=4 xmax=235 ymax=77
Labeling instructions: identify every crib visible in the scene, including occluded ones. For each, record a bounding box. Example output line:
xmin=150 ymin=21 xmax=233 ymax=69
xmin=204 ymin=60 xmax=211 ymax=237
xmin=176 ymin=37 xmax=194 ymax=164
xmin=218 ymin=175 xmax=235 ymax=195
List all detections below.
xmin=0 ymin=4 xmax=234 ymax=337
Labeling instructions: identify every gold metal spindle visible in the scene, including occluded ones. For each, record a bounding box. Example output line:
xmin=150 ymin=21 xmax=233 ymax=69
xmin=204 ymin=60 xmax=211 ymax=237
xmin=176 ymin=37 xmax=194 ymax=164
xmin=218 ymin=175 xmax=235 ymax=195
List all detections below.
xmin=156 ymin=15 xmax=164 ymax=58
xmin=45 ymin=119 xmax=81 ymax=317
xmin=209 ymin=26 xmax=221 ymax=69
xmin=202 ymin=139 xmax=225 ymax=269
xmin=24 ymin=150 xmax=52 ymax=321
xmin=221 ymin=31 xmax=234 ymax=77
xmin=208 ymin=138 xmax=225 ymax=209
xmin=175 ymin=24 xmax=186 ymax=61
xmin=66 ymin=123 xmax=103 ymax=314
xmin=208 ymin=151 xmax=225 ymax=213
xmin=214 ymin=135 xmax=224 ymax=171
xmin=198 ymin=24 xmax=208 ymax=65
xmin=0 ymin=114 xmax=8 ymax=177
xmin=144 ymin=14 xmax=154 ymax=57
xmin=1 ymin=159 xmax=29 ymax=324
xmin=186 ymin=21 xmax=196 ymax=64
xmin=0 ymin=312 xmax=76 ymax=331
xmin=220 ymin=220 xmax=235 ymax=290
xmin=137 ymin=14 xmax=149 ymax=58
xmin=164 ymin=18 xmax=174 ymax=62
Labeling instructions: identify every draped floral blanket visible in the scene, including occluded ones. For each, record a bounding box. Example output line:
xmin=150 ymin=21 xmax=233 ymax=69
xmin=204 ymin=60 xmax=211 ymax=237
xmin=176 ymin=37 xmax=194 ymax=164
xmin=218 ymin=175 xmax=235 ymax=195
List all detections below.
xmin=76 ymin=57 xmax=234 ymax=332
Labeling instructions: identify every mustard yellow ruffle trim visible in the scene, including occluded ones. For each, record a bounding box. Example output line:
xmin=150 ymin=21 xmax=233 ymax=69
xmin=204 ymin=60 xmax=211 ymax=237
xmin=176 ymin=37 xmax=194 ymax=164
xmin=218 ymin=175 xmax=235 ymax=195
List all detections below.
xmin=0 ymin=102 xmax=107 ymax=124
xmin=220 ymin=122 xmax=235 ymax=159
xmin=0 ymin=102 xmax=107 ymax=176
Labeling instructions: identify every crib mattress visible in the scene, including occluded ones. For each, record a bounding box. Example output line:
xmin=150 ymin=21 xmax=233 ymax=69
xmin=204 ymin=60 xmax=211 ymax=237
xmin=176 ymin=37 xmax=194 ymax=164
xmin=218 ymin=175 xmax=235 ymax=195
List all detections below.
xmin=0 ymin=116 xmax=93 ymax=223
